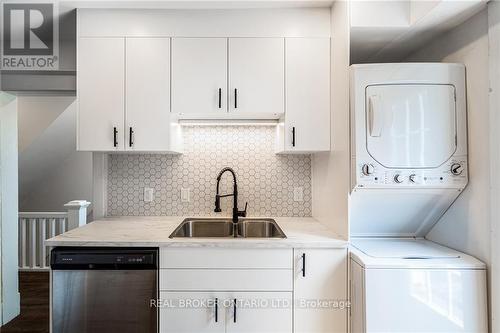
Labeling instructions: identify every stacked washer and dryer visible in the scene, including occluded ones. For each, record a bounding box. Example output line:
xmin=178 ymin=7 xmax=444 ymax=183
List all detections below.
xmin=349 ymin=63 xmax=488 ymax=332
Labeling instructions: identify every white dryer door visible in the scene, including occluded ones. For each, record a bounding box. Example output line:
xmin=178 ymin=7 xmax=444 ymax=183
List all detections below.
xmin=366 ymin=84 xmax=457 ymax=168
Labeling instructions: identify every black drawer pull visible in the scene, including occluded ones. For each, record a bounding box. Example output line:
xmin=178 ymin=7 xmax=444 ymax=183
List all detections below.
xmin=302 ymin=253 xmax=306 ymax=277
xmin=292 ymin=127 xmax=296 ymax=147
xmin=234 ymin=89 xmax=238 ymax=109
xmin=129 ymin=127 xmax=134 ymax=147
xmin=215 ymin=298 xmax=218 ymax=323
xmin=233 ymin=298 xmax=237 ymax=323
xmin=218 ymin=88 xmax=222 ymax=109
xmin=113 ymin=127 xmax=118 ymax=147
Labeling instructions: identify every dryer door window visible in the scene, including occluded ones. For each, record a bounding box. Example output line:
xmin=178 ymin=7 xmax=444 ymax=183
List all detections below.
xmin=365 ymin=84 xmax=457 ymax=169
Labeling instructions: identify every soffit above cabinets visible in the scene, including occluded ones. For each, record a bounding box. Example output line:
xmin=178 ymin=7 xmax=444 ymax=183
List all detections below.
xmin=64 ymin=1 xmax=334 ymax=9
xmin=350 ymin=0 xmax=487 ymax=64
xmin=77 ymin=8 xmax=331 ymax=38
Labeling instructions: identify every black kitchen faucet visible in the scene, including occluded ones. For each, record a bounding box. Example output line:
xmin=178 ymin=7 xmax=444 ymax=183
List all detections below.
xmin=214 ymin=167 xmax=247 ymax=223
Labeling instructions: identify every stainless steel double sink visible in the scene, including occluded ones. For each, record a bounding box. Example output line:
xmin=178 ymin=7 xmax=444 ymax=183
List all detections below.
xmin=169 ymin=218 xmax=286 ymax=238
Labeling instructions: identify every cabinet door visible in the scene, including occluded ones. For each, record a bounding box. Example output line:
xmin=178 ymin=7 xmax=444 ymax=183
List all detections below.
xmin=126 ymin=37 xmax=172 ymax=151
xmin=226 ymin=292 xmax=292 ymax=333
xmin=283 ymin=38 xmax=330 ymax=152
xmin=229 ymin=38 xmax=284 ymax=116
xmin=160 ymin=292 xmax=224 ymax=333
xmin=171 ymin=38 xmax=227 ymax=115
xmin=77 ymin=37 xmax=124 ymax=151
xmin=294 ymin=248 xmax=348 ymax=333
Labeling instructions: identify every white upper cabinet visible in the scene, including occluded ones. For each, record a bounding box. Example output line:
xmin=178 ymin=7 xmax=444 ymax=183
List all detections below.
xmin=126 ymin=37 xmax=172 ymax=151
xmin=77 ymin=37 xmax=125 ymax=151
xmin=229 ymin=38 xmax=284 ymax=117
xmin=171 ymin=38 xmax=228 ymax=116
xmin=78 ymin=37 xmax=181 ymax=153
xmin=277 ymin=38 xmax=330 ymax=153
xmin=171 ymin=37 xmax=284 ymax=119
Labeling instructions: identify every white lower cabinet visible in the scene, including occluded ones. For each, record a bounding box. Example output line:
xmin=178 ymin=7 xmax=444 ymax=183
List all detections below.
xmin=159 ymin=247 xmax=347 ymax=333
xmin=293 ymin=248 xmax=348 ymax=333
xmin=159 ymin=292 xmax=291 ymax=333
xmin=160 ymin=292 xmax=223 ymax=333
xmin=226 ymin=292 xmax=292 ymax=333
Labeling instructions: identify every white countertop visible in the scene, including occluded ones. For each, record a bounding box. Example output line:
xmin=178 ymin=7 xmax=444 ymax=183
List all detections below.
xmin=45 ymin=216 xmax=347 ymax=248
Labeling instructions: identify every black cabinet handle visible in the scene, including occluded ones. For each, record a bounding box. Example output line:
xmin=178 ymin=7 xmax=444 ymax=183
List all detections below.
xmin=113 ymin=127 xmax=118 ymax=147
xmin=218 ymin=88 xmax=222 ymax=109
xmin=233 ymin=298 xmax=237 ymax=323
xmin=215 ymin=298 xmax=218 ymax=323
xmin=234 ymin=89 xmax=238 ymax=109
xmin=302 ymin=253 xmax=306 ymax=277
xmin=292 ymin=127 xmax=296 ymax=147
xmin=129 ymin=127 xmax=134 ymax=147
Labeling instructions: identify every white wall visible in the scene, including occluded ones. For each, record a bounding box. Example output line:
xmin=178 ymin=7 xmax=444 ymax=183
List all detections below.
xmin=20 ymin=151 xmax=92 ymax=212
xmin=17 ymin=96 xmax=92 ymax=212
xmin=312 ymin=1 xmax=350 ymax=239
xmin=18 ymin=96 xmax=73 ymax=152
xmin=0 ymin=92 xmax=20 ymax=324
xmin=407 ymin=9 xmax=490 ymax=266
xmin=487 ymin=2 xmax=500 ymax=331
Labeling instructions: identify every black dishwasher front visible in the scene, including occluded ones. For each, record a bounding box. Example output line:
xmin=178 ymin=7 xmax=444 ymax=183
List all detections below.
xmin=51 ymin=247 xmax=158 ymax=333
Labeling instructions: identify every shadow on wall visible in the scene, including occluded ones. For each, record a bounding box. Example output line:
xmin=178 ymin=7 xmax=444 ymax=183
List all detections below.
xmin=406 ymin=9 xmax=490 ymax=265
xmin=18 ymin=96 xmax=92 ymax=212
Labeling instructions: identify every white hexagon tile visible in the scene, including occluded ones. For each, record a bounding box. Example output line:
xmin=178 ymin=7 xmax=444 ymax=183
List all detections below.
xmin=107 ymin=126 xmax=312 ymax=217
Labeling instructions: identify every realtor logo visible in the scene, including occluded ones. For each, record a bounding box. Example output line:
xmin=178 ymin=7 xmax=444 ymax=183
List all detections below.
xmin=1 ymin=1 xmax=59 ymax=70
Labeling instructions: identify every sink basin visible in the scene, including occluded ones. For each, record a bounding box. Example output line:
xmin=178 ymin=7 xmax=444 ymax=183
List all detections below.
xmin=169 ymin=219 xmax=234 ymax=238
xmin=169 ymin=218 xmax=286 ymax=239
xmin=237 ymin=219 xmax=286 ymax=238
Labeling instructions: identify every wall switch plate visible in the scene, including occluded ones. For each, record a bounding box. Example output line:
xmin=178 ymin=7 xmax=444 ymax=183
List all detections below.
xmin=144 ymin=187 xmax=154 ymax=202
xmin=181 ymin=188 xmax=190 ymax=203
xmin=293 ymin=187 xmax=304 ymax=202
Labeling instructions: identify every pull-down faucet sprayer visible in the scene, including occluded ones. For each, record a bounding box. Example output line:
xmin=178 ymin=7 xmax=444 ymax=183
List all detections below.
xmin=214 ymin=167 xmax=247 ymax=223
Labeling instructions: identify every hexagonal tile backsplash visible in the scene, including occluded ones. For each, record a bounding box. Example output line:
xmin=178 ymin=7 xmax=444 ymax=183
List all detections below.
xmin=108 ymin=126 xmax=311 ymax=217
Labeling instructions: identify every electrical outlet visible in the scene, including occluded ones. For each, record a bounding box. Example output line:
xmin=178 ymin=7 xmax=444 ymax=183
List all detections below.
xmin=181 ymin=188 xmax=190 ymax=203
xmin=293 ymin=187 xmax=304 ymax=202
xmin=144 ymin=187 xmax=154 ymax=202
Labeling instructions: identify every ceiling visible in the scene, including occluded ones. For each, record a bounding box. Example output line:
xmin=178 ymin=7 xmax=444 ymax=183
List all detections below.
xmin=350 ymin=0 xmax=488 ymax=63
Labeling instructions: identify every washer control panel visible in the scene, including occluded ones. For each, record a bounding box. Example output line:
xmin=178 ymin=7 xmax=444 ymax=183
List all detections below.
xmin=355 ymin=157 xmax=467 ymax=188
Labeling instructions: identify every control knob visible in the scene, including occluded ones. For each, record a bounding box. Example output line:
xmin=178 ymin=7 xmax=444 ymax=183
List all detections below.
xmin=361 ymin=164 xmax=375 ymax=176
xmin=394 ymin=174 xmax=404 ymax=183
xmin=450 ymin=163 xmax=463 ymax=176
xmin=409 ymin=174 xmax=418 ymax=183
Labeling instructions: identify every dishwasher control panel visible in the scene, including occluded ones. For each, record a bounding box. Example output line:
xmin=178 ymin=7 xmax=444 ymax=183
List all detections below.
xmin=51 ymin=247 xmax=158 ymax=269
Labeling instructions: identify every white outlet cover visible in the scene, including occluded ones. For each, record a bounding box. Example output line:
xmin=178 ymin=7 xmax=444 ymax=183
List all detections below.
xmin=181 ymin=188 xmax=190 ymax=202
xmin=144 ymin=187 xmax=154 ymax=202
xmin=293 ymin=187 xmax=304 ymax=202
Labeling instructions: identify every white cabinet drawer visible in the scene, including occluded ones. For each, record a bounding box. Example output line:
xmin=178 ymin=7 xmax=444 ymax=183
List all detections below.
xmin=160 ymin=248 xmax=292 ymax=269
xmin=159 ymin=291 xmax=292 ymax=333
xmin=160 ymin=269 xmax=293 ymax=291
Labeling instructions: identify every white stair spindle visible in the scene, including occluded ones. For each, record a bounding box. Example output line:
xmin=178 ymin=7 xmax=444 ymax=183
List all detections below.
xmin=61 ymin=217 xmax=67 ymax=233
xmin=40 ymin=218 xmax=47 ymax=269
xmin=20 ymin=218 xmax=27 ymax=268
xmin=30 ymin=218 xmax=37 ymax=268
xmin=51 ymin=218 xmax=56 ymax=238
